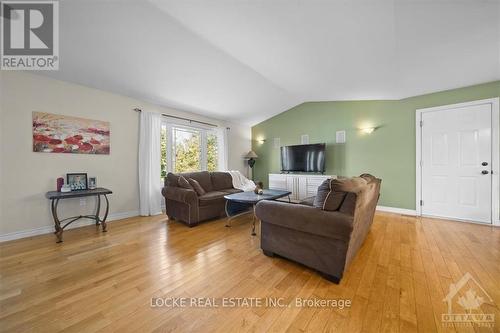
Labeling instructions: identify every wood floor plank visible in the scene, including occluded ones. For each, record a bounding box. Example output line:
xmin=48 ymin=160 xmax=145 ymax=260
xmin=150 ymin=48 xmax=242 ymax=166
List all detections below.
xmin=0 ymin=213 xmax=499 ymax=333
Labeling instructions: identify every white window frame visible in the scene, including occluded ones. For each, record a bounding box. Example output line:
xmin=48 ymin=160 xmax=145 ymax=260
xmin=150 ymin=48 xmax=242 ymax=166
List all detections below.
xmin=161 ymin=119 xmax=221 ymax=176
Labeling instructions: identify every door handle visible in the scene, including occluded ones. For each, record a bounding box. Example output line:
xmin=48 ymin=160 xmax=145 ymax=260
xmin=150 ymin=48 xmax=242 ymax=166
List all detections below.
xmin=482 ymin=162 xmax=488 ymax=166
xmin=481 ymin=170 xmax=489 ymax=175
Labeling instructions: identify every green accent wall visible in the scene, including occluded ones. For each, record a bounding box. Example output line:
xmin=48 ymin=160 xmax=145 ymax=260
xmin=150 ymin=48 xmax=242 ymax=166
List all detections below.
xmin=252 ymin=81 xmax=500 ymax=210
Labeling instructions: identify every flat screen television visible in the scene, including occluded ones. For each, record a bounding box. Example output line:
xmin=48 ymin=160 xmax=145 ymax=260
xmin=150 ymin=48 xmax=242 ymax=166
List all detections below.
xmin=280 ymin=143 xmax=326 ymax=173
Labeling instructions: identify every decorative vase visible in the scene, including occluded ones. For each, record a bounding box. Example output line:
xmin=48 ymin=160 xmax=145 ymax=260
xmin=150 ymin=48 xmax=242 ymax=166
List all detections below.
xmin=57 ymin=177 xmax=64 ymax=192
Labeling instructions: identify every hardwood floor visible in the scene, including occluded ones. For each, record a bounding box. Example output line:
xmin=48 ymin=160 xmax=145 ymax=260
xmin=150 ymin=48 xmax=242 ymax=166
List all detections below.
xmin=0 ymin=212 xmax=499 ymax=332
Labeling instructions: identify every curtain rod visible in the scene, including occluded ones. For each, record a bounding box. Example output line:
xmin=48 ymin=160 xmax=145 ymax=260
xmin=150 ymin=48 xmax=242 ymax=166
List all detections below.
xmin=133 ymin=108 xmax=220 ymax=128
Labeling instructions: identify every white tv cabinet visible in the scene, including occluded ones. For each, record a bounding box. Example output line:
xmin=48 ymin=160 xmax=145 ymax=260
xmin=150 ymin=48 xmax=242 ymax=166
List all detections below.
xmin=268 ymin=173 xmax=336 ymax=202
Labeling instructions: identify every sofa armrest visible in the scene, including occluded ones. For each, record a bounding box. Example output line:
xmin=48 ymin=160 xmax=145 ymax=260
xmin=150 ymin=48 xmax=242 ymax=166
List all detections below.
xmin=255 ymin=200 xmax=353 ymax=241
xmin=162 ymin=186 xmax=197 ymax=204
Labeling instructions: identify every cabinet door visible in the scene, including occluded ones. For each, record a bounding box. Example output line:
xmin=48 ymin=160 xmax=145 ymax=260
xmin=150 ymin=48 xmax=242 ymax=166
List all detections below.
xmin=269 ymin=174 xmax=287 ymax=191
xmin=298 ymin=177 xmax=308 ymax=200
xmin=286 ymin=176 xmax=297 ymax=200
xmin=306 ymin=176 xmax=327 ymax=198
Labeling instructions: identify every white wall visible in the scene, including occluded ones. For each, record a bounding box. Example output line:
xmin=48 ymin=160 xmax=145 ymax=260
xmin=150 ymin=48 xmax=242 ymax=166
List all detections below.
xmin=0 ymin=72 xmax=251 ymax=239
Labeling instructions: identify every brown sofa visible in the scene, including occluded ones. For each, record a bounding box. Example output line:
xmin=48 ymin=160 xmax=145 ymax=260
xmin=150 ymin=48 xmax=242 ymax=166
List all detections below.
xmin=255 ymin=174 xmax=381 ymax=283
xmin=162 ymin=171 xmax=242 ymax=226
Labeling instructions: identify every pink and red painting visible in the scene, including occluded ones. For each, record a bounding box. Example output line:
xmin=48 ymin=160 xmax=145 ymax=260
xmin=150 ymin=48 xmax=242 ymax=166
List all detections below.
xmin=32 ymin=112 xmax=110 ymax=154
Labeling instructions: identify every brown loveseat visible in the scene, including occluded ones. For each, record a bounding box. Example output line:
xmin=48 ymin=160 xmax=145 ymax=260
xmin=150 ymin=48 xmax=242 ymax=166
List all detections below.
xmin=255 ymin=174 xmax=381 ymax=283
xmin=162 ymin=171 xmax=242 ymax=226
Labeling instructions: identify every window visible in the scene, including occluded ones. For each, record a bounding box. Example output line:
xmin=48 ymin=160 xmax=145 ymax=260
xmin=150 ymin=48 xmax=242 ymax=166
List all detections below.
xmin=161 ymin=122 xmax=222 ymax=181
xmin=206 ymin=131 xmax=218 ymax=172
xmin=160 ymin=125 xmax=168 ymax=180
xmin=173 ymin=127 xmax=202 ymax=173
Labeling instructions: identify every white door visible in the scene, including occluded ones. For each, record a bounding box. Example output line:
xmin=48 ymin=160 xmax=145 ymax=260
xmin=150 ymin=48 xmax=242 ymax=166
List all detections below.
xmin=420 ymin=103 xmax=492 ymax=223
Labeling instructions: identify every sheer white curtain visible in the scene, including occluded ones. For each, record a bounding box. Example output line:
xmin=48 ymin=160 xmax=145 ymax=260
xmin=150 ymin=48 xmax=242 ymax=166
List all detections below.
xmin=216 ymin=127 xmax=229 ymax=171
xmin=138 ymin=111 xmax=162 ymax=216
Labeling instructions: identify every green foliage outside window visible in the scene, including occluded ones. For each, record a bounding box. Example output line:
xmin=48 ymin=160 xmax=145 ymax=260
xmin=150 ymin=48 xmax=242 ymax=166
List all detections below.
xmin=207 ymin=133 xmax=218 ymax=172
xmin=160 ymin=127 xmax=219 ymax=181
xmin=161 ymin=126 xmax=167 ymax=180
xmin=174 ymin=129 xmax=201 ymax=173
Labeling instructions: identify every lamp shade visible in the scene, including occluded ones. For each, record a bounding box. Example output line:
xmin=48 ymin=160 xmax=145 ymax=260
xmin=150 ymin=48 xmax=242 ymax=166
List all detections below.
xmin=244 ymin=150 xmax=258 ymax=159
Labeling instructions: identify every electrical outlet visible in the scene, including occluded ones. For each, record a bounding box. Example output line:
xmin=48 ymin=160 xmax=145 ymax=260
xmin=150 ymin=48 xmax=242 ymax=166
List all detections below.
xmin=80 ymin=198 xmax=86 ymax=206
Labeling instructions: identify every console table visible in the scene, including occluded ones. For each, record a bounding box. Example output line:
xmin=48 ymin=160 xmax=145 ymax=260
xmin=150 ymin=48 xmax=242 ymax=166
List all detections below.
xmin=45 ymin=187 xmax=112 ymax=243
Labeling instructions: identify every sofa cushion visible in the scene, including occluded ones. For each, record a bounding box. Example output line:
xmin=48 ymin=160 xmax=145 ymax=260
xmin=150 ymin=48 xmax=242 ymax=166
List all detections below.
xmin=211 ymin=172 xmax=234 ymax=191
xmin=188 ymin=178 xmax=206 ymax=196
xmin=198 ymin=191 xmax=226 ymax=206
xmin=256 ymin=200 xmax=353 ymax=240
xmin=313 ymin=179 xmax=346 ymax=211
xmin=220 ymin=188 xmax=243 ymax=195
xmin=181 ymin=171 xmax=213 ymax=192
xmin=178 ymin=176 xmax=193 ymax=190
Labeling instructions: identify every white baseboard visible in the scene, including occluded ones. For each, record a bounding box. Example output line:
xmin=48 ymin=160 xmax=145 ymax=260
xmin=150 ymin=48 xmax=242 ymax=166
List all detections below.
xmin=0 ymin=210 xmax=139 ymax=243
xmin=0 ymin=206 xmax=416 ymax=242
xmin=108 ymin=210 xmax=139 ymax=221
xmin=376 ymin=205 xmax=416 ymax=216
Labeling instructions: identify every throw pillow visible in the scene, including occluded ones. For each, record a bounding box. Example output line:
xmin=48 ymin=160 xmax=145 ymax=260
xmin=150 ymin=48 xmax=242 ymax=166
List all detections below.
xmin=166 ymin=172 xmax=179 ymax=187
xmin=313 ymin=179 xmax=346 ymax=211
xmin=339 ymin=192 xmax=357 ymax=215
xmin=335 ymin=176 xmax=369 ymax=215
xmin=178 ymin=176 xmax=193 ymax=190
xmin=188 ymin=178 xmax=206 ymax=196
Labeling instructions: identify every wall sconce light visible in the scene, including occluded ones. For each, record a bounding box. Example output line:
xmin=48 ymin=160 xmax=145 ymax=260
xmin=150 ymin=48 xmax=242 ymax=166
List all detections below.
xmin=258 ymin=139 xmax=266 ymax=144
xmin=361 ymin=127 xmax=375 ymax=134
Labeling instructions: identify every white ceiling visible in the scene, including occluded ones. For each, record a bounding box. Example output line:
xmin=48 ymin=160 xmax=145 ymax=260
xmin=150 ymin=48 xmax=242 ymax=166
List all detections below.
xmin=39 ymin=0 xmax=500 ymax=125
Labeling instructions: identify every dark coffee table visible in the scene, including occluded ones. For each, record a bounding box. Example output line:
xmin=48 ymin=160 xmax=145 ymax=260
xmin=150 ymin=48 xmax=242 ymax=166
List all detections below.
xmin=224 ymin=189 xmax=291 ymax=236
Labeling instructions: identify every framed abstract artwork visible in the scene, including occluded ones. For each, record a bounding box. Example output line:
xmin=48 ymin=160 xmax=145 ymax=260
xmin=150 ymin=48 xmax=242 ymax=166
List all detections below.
xmin=32 ymin=112 xmax=110 ymax=154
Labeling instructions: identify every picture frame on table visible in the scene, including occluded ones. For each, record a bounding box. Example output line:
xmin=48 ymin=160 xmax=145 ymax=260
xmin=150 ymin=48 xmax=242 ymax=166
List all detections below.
xmin=88 ymin=177 xmax=97 ymax=190
xmin=67 ymin=173 xmax=88 ymax=191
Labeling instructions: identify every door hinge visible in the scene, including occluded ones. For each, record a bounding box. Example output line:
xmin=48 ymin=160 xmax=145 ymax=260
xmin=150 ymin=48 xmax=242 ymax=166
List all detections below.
xmin=420 ymin=120 xmax=423 ymax=127
xmin=420 ymin=200 xmax=423 ymax=206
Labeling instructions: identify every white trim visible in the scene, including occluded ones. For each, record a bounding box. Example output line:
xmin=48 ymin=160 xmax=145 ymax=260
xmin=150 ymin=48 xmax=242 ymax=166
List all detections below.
xmin=415 ymin=98 xmax=500 ymax=226
xmin=420 ymin=214 xmax=500 ymax=227
xmin=0 ymin=210 xmax=139 ymax=243
xmin=108 ymin=210 xmax=140 ymax=221
xmin=376 ymin=205 xmax=416 ymax=216
xmin=162 ymin=119 xmax=225 ymax=173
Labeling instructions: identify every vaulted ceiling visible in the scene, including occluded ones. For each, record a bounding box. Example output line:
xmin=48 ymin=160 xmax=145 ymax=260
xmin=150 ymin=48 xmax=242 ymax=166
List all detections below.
xmin=39 ymin=0 xmax=500 ymax=125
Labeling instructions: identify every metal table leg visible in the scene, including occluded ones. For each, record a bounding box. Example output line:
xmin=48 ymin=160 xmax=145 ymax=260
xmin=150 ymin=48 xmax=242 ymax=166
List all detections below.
xmin=101 ymin=194 xmax=109 ymax=232
xmin=51 ymin=198 xmax=63 ymax=243
xmin=225 ymin=200 xmax=252 ymax=228
xmin=95 ymin=194 xmax=101 ymax=225
xmin=225 ymin=200 xmax=231 ymax=227
xmin=251 ymin=204 xmax=257 ymax=236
